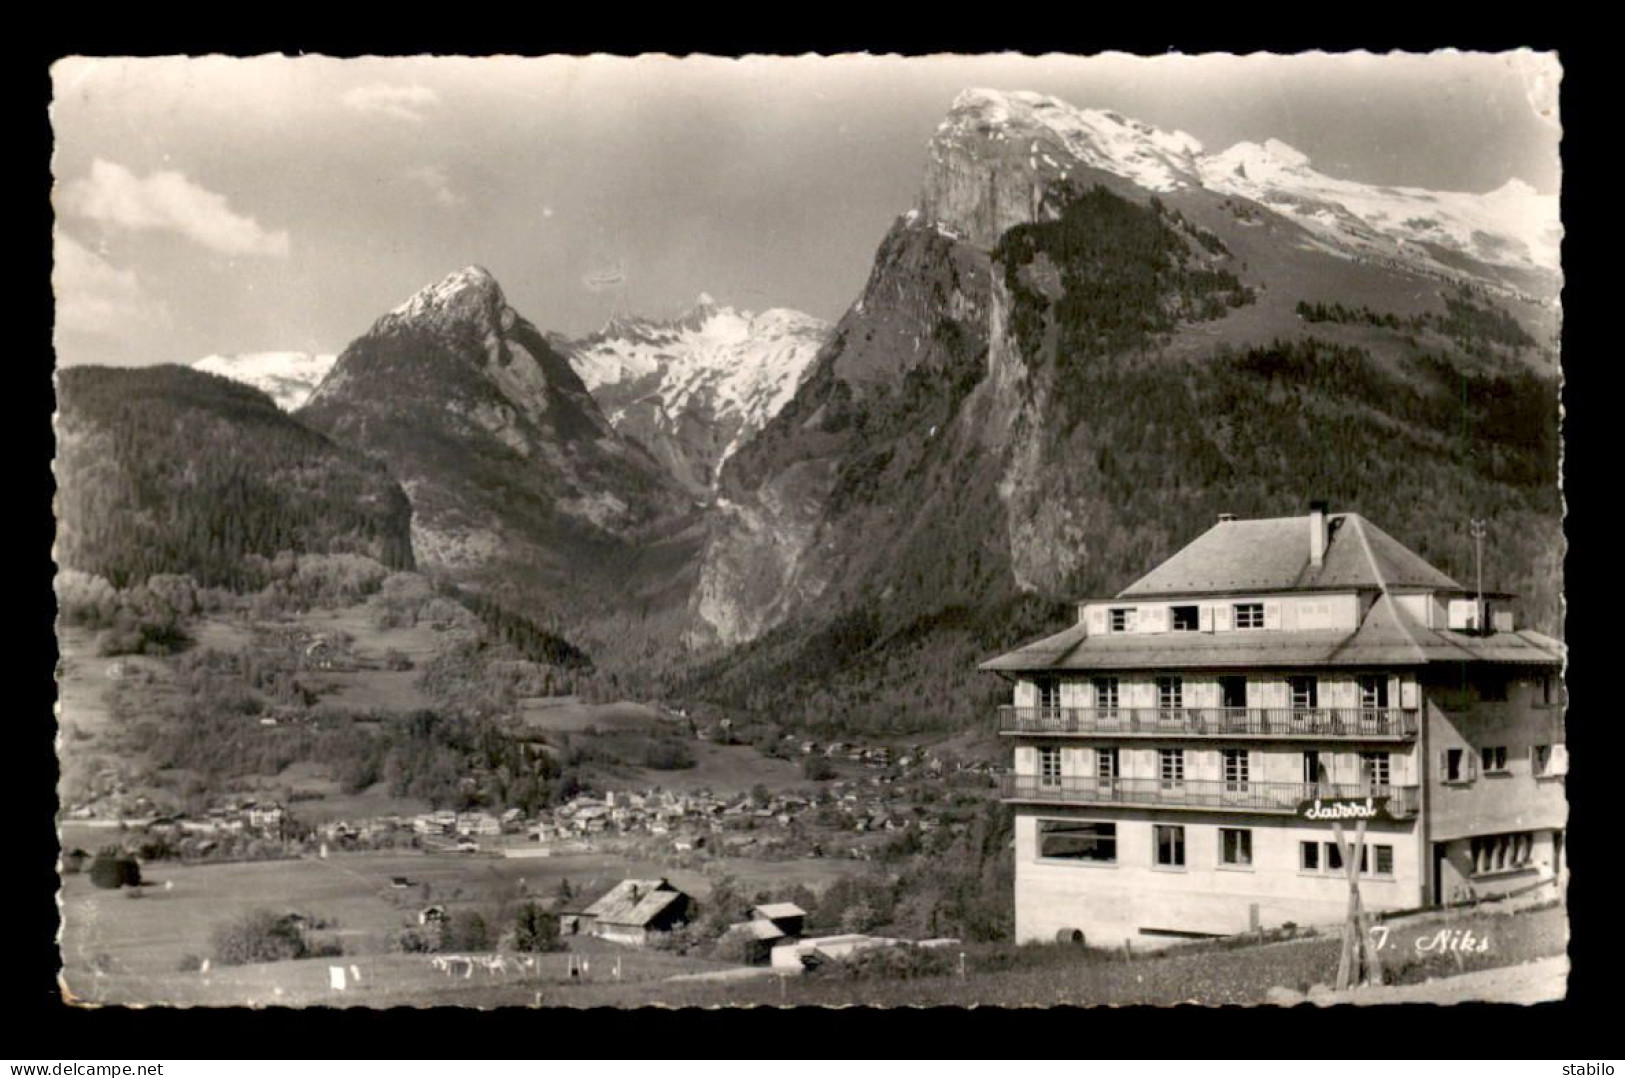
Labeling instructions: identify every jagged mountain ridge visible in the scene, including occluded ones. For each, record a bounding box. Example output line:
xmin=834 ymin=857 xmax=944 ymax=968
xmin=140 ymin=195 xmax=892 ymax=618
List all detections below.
xmin=562 ymin=296 xmax=830 ymax=497
xmin=192 ymin=351 xmax=337 ymax=411
xmin=297 ymin=265 xmax=700 ymax=628
xmin=681 ymin=87 xmax=1560 ymax=737
xmin=926 ymin=89 xmax=1560 ymax=300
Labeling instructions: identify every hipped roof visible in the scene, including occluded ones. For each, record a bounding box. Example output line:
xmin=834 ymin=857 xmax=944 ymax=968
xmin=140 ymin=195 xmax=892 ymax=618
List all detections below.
xmin=1119 ymin=513 xmax=1462 ymax=598
xmin=981 ymin=511 xmax=1562 ymax=674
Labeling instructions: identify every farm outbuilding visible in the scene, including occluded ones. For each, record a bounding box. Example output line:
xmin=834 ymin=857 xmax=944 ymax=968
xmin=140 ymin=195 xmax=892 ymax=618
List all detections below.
xmin=723 ymin=918 xmax=786 ymax=965
xmin=579 ymin=878 xmax=693 ymax=946
xmin=750 ymin=902 xmax=806 ymax=939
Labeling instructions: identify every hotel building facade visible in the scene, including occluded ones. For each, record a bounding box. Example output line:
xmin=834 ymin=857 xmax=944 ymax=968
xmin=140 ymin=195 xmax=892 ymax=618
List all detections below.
xmin=981 ymin=505 xmax=1566 ymax=946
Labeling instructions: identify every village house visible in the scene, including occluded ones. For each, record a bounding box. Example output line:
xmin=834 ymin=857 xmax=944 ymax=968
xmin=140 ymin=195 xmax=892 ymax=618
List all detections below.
xmin=981 ymin=505 xmax=1566 ymax=947
xmin=578 ymin=878 xmax=695 ymax=946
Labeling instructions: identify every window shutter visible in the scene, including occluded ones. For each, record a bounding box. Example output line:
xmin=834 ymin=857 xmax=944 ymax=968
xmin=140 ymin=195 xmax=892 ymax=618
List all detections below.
xmin=1142 ymin=605 xmax=1167 ymax=634
xmin=1085 ymin=606 xmax=1106 ymax=635
xmin=1200 ymin=605 xmax=1215 ymax=632
xmin=1263 ymin=601 xmax=1282 ymax=630
xmin=1400 ymin=679 xmax=1419 ymax=710
xmin=1438 ymin=749 xmax=1450 ymax=778
xmin=1466 ymin=752 xmax=1479 ymax=780
xmin=1552 ymin=744 xmax=1569 ymax=775
xmin=1215 ymin=605 xmax=1233 ymax=632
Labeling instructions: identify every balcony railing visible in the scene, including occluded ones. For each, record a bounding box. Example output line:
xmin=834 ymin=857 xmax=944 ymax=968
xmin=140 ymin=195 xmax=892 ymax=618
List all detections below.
xmin=999 ymin=774 xmax=1419 ymax=817
xmin=998 ymin=706 xmax=1418 ymax=740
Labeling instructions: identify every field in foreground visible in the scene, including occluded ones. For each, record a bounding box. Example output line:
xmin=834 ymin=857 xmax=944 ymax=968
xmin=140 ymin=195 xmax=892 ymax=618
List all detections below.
xmin=60 ymin=845 xmax=1564 ymax=1008
xmin=57 ymin=846 xmax=865 ymax=1007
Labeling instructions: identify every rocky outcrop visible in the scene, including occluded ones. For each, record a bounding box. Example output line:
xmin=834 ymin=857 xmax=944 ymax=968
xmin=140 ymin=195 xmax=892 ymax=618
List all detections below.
xmin=297 ymin=266 xmax=695 ymax=623
xmin=688 ymin=216 xmax=996 ymax=645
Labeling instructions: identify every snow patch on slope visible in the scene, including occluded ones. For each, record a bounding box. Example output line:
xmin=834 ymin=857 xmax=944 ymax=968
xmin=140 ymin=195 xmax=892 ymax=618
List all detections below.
xmin=193 ymin=351 xmax=338 ymax=411
xmin=566 ymin=296 xmax=830 ymax=487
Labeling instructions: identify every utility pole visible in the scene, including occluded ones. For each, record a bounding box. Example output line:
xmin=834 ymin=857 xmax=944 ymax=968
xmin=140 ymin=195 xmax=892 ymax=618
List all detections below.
xmin=1470 ymin=519 xmax=1488 ymax=632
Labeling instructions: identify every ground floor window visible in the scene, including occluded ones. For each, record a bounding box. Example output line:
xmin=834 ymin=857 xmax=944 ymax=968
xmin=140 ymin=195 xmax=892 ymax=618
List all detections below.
xmin=1302 ymin=839 xmax=1394 ymax=876
xmin=1470 ymin=832 xmax=1535 ymax=875
xmin=1219 ymin=827 xmax=1252 ymax=866
xmin=1154 ymin=824 xmax=1186 ymax=867
xmin=1038 ymin=820 xmax=1117 ymax=863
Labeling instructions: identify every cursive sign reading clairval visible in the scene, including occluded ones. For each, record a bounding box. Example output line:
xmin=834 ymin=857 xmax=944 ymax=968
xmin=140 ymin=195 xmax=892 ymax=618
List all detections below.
xmin=1295 ymin=796 xmax=1391 ymax=821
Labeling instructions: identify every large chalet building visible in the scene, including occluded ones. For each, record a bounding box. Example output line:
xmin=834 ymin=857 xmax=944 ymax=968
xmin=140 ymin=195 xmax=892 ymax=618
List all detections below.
xmin=981 ymin=504 xmax=1565 ymax=947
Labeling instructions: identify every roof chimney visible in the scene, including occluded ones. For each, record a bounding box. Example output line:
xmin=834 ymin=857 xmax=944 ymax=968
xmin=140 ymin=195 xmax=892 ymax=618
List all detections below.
xmin=1309 ymin=501 xmax=1329 ymax=568
xmin=1218 ymin=513 xmax=1237 ymax=524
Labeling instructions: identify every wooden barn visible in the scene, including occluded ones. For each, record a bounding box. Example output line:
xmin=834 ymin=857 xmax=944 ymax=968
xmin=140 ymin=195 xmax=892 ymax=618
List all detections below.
xmin=579 ymin=878 xmax=693 ymax=946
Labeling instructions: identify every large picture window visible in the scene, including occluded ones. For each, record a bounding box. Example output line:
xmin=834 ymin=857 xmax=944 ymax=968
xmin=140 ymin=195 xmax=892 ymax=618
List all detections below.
xmin=1038 ymin=820 xmax=1117 ymax=863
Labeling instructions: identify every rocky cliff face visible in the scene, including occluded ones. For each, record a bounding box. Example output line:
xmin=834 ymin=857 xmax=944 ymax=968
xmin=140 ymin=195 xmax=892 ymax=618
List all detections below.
xmin=298 ymin=266 xmax=696 ymax=624
xmin=563 ymin=297 xmax=829 ymax=498
xmin=690 ymin=216 xmax=997 ymax=647
xmin=920 ymin=88 xmax=1202 ymax=249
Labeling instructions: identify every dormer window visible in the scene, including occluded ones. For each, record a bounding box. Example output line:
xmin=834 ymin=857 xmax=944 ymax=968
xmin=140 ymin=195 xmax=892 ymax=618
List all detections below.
xmin=1109 ymin=607 xmax=1137 ymax=633
xmin=1170 ymin=605 xmax=1200 ymax=632
xmin=1234 ymin=602 xmax=1265 ymax=630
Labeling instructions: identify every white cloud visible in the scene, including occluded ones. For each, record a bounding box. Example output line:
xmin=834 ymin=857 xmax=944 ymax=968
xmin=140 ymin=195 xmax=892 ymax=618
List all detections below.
xmin=59 ymin=160 xmax=290 ymax=257
xmin=53 ymin=233 xmax=167 ymax=337
xmin=342 ymin=82 xmax=442 ymax=123
xmin=404 ymin=165 xmax=464 ymax=208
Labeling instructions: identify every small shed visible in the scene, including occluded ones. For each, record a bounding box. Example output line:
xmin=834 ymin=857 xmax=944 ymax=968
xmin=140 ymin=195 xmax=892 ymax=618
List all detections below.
xmin=723 ymin=918 xmax=786 ymax=965
xmin=750 ymin=902 xmax=806 ymax=939
xmin=580 ymin=878 xmax=694 ymax=946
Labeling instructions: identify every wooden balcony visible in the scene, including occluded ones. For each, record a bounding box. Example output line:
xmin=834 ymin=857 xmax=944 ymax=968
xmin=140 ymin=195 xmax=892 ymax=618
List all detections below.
xmin=999 ymin=775 xmax=1420 ymax=817
xmin=998 ymin=705 xmax=1418 ymax=740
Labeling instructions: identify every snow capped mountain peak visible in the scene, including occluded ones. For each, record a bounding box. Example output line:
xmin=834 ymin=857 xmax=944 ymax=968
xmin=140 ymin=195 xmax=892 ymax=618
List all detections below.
xmin=925 ymin=87 xmax=1559 ymax=285
xmin=1198 ymin=138 xmax=1560 ymax=278
xmin=386 ymin=264 xmax=507 ymax=322
xmin=564 ymin=299 xmax=831 ymax=494
xmin=935 ymin=88 xmax=1206 ymax=194
xmin=192 ymin=351 xmax=338 ymax=411
xmin=1207 ymin=138 xmax=1313 ymax=181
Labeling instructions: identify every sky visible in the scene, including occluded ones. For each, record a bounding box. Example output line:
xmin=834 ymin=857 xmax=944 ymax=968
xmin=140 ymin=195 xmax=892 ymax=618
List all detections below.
xmin=50 ymin=51 xmax=1563 ymax=368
